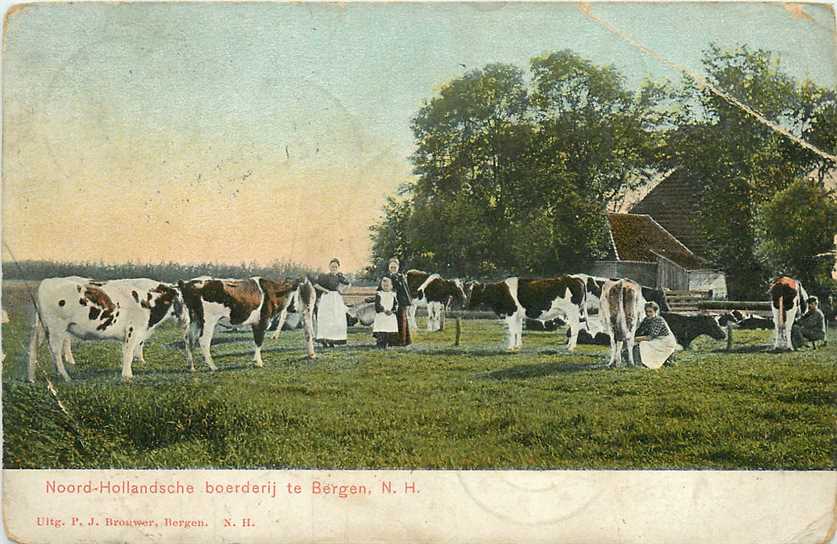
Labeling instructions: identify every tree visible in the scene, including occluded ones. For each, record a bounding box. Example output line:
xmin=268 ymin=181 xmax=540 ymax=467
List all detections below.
xmin=369 ymin=52 xmax=669 ymax=277
xmin=755 ymin=179 xmax=837 ymax=290
xmin=668 ymin=45 xmax=836 ymax=298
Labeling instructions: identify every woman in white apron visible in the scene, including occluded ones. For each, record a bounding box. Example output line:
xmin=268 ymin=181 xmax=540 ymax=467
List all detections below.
xmin=314 ymin=258 xmax=350 ymax=347
xmin=633 ymin=301 xmax=678 ymax=369
xmin=373 ymin=277 xmax=399 ymax=348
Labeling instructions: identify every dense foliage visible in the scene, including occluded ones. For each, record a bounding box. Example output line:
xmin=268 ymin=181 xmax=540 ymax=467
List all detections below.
xmin=369 ymin=45 xmax=837 ymax=298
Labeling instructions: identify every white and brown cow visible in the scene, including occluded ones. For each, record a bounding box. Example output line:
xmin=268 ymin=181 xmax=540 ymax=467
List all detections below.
xmin=465 ymin=276 xmax=588 ymax=351
xmin=406 ymin=270 xmax=468 ymax=332
xmin=599 ymin=278 xmax=643 ymax=367
xmin=178 ymin=276 xmax=315 ymax=369
xmin=768 ymin=275 xmax=809 ymax=351
xmin=28 ymin=277 xmax=187 ymax=382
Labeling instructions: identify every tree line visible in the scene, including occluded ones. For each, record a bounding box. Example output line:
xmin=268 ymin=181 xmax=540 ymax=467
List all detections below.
xmin=368 ymin=45 xmax=837 ymax=299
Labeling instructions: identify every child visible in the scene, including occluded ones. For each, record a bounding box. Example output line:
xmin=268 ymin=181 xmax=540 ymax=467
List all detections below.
xmin=373 ymin=277 xmax=399 ymax=348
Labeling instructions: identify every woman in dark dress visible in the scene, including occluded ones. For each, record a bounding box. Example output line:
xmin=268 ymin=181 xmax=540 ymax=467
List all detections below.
xmin=378 ymin=257 xmax=412 ymax=346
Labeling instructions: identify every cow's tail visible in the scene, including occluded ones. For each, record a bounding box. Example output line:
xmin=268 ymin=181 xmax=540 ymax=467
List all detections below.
xmin=778 ymin=292 xmax=785 ymax=331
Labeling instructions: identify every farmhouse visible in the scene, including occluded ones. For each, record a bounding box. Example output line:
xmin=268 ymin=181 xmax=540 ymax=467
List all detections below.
xmin=591 ymin=211 xmax=727 ymax=298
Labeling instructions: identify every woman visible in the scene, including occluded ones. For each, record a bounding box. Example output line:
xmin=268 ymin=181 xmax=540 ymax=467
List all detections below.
xmin=632 ymin=301 xmax=678 ymax=369
xmin=378 ymin=257 xmax=412 ymax=347
xmin=314 ymin=258 xmax=350 ymax=347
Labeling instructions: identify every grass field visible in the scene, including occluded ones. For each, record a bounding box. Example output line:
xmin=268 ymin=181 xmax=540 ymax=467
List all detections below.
xmin=2 ymin=280 xmax=834 ymax=470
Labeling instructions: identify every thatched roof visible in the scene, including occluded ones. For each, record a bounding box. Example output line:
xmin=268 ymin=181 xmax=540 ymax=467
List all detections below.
xmin=607 ymin=213 xmax=708 ymax=270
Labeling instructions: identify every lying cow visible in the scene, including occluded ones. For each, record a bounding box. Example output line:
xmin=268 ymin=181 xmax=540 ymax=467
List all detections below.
xmin=179 ymin=276 xmax=315 ymax=369
xmin=28 ymin=277 xmax=187 ymax=382
xmin=524 ymin=317 xmax=566 ymax=331
xmin=768 ymin=276 xmax=808 ymax=351
xmin=465 ymin=276 xmax=588 ymax=351
xmin=737 ymin=315 xmax=774 ymax=330
xmin=599 ymin=279 xmax=643 ymax=367
xmin=406 ymin=270 xmax=467 ymax=332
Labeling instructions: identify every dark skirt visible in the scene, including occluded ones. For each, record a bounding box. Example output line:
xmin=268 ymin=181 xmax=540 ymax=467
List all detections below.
xmin=393 ymin=306 xmax=412 ymax=346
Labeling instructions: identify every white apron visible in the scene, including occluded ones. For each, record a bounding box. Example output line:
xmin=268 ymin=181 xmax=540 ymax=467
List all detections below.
xmin=373 ymin=291 xmax=398 ymax=333
xmin=316 ymin=291 xmax=348 ymax=341
xmin=639 ymin=334 xmax=679 ymax=369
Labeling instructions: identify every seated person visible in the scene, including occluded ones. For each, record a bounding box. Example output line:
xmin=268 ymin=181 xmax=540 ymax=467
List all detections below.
xmin=792 ymin=296 xmax=826 ymax=348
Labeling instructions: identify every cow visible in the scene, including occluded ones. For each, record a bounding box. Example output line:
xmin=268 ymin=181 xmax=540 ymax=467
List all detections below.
xmin=716 ymin=310 xmax=747 ymax=327
xmin=28 ymin=277 xmax=188 ymax=382
xmin=571 ymin=274 xmax=671 ymax=330
xmin=406 ymin=270 xmax=468 ymax=332
xmin=736 ymin=314 xmax=774 ymax=330
xmin=179 ymin=276 xmax=316 ymax=369
xmin=346 ymin=302 xmax=376 ymax=327
xmin=660 ymin=312 xmax=726 ymax=348
xmin=465 ymin=276 xmax=588 ymax=351
xmin=571 ymin=312 xmax=725 ymax=349
xmin=599 ymin=279 xmax=643 ymax=367
xmin=768 ymin=276 xmax=809 ymax=351
xmin=524 ymin=317 xmax=566 ymax=331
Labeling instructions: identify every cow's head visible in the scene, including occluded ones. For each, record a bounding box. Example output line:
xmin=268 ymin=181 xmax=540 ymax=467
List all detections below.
xmin=449 ymin=279 xmax=468 ymax=310
xmin=703 ymin=314 xmax=727 ymax=341
xmin=643 ymin=287 xmax=671 ymax=313
xmin=464 ymin=281 xmax=484 ymax=310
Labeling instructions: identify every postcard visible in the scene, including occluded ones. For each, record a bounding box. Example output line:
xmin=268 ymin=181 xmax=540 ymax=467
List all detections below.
xmin=2 ymin=1 xmax=835 ymax=542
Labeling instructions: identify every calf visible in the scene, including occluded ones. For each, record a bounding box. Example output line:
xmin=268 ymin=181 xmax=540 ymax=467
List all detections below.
xmin=406 ymin=270 xmax=467 ymax=331
xmin=465 ymin=276 xmax=588 ymax=351
xmin=660 ymin=312 xmax=726 ymax=348
xmin=599 ymin=279 xmax=642 ymax=367
xmin=28 ymin=277 xmax=187 ymax=382
xmin=179 ymin=276 xmax=315 ymax=369
xmin=768 ymin=276 xmax=808 ymax=350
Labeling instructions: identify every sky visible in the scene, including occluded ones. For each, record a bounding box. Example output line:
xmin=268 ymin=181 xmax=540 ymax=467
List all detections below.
xmin=2 ymin=1 xmax=835 ymax=272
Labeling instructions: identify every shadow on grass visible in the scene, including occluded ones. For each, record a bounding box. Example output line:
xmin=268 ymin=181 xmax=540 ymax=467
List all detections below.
xmin=712 ymin=344 xmax=773 ymax=354
xmin=482 ymin=361 xmax=608 ymax=381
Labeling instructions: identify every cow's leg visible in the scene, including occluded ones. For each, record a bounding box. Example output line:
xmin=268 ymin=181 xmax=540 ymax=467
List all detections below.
xmin=198 ymin=318 xmax=219 ymax=371
xmin=252 ymin=323 xmax=267 ymax=368
xmin=132 ymin=341 xmax=146 ymax=364
xmin=565 ymin=309 xmax=581 ymax=352
xmin=270 ymin=308 xmax=289 ymax=340
xmin=121 ymin=332 xmax=143 ymax=382
xmin=27 ymin=313 xmax=44 ymax=383
xmin=183 ymin=320 xmax=198 ymax=371
xmin=503 ymin=316 xmax=516 ymax=351
xmin=785 ymin=310 xmax=797 ymax=351
xmin=771 ymin=308 xmax=782 ymax=350
xmin=62 ymin=337 xmax=77 ymax=366
xmin=625 ymin=335 xmax=636 ymax=367
xmin=47 ymin=331 xmax=71 ymax=382
xmin=427 ymin=303 xmax=437 ymax=331
xmin=408 ymin=304 xmax=418 ymax=332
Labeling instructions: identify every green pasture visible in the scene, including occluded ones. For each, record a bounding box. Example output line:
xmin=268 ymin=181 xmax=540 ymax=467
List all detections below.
xmin=2 ymin=281 xmax=834 ymax=470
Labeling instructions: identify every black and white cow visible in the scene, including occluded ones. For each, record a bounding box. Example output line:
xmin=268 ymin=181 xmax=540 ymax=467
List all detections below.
xmin=465 ymin=276 xmax=588 ymax=351
xmin=406 ymin=270 xmax=468 ymax=332
xmin=599 ymin=279 xmax=643 ymax=367
xmin=179 ymin=276 xmax=316 ymax=369
xmin=659 ymin=312 xmax=726 ymax=348
xmin=28 ymin=277 xmax=187 ymax=382
xmin=768 ymin=276 xmax=809 ymax=351
xmin=572 ymin=274 xmax=671 ymax=315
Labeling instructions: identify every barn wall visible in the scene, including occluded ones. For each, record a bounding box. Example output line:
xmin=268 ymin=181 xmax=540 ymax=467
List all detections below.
xmin=590 ymin=261 xmax=658 ymax=287
xmin=654 ymin=254 xmax=689 ymax=291
xmin=688 ymin=270 xmax=728 ymax=299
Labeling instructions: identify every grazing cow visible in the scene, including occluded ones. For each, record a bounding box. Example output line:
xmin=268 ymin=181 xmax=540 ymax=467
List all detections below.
xmin=28 ymin=277 xmax=187 ymax=382
xmin=716 ymin=310 xmax=747 ymax=327
xmin=660 ymin=312 xmax=726 ymax=348
xmin=572 ymin=312 xmax=726 ymax=349
xmin=768 ymin=276 xmax=809 ymax=351
xmin=179 ymin=276 xmax=315 ymax=369
xmin=346 ymin=302 xmax=376 ymax=327
xmin=599 ymin=279 xmax=643 ymax=367
xmin=465 ymin=276 xmax=588 ymax=351
xmin=406 ymin=270 xmax=468 ymax=331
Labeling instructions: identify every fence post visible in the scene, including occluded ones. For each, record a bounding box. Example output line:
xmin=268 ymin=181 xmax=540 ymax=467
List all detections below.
xmin=454 ymin=317 xmax=462 ymax=347
xmin=726 ymin=323 xmax=733 ymax=351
